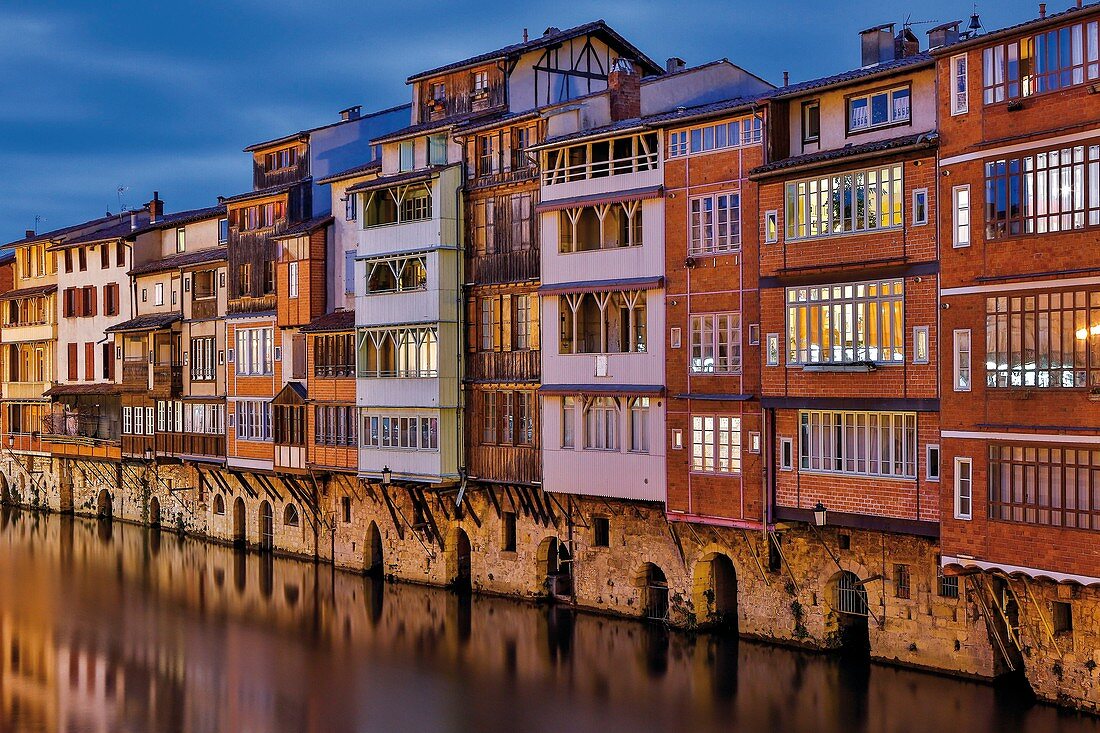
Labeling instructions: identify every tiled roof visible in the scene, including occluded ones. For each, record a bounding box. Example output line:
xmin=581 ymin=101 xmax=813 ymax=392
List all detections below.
xmin=271 ymin=216 xmax=333 ymax=240
xmin=243 ymin=103 xmax=412 ymax=152
xmin=104 ymin=312 xmax=181 ymax=333
xmin=129 ymin=247 xmax=227 ymax=277
xmin=931 ymin=2 xmax=1100 ymax=55
xmin=371 ymin=109 xmax=508 ymax=145
xmin=0 ymin=283 xmax=57 ymax=301
xmin=301 ymin=309 xmax=355 ymax=333
xmin=316 ymin=159 xmax=383 ymax=185
xmin=453 ymin=110 xmax=540 ymax=135
xmin=127 ymin=205 xmax=225 ymax=238
xmin=45 ymin=383 xmax=122 ymax=397
xmin=406 ymin=21 xmax=662 ymax=83
xmin=345 ymin=164 xmax=458 ymax=194
xmin=750 ymin=131 xmax=939 ymax=177
xmin=2 ymin=211 xmax=136 ymax=250
xmin=770 ymin=52 xmax=933 ymax=100
xmin=219 ymin=180 xmax=308 ymax=205
xmin=50 ymin=217 xmax=149 ymax=250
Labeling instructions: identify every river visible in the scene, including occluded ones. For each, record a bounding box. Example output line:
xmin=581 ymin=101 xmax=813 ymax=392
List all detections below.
xmin=0 ymin=507 xmax=1096 ymax=733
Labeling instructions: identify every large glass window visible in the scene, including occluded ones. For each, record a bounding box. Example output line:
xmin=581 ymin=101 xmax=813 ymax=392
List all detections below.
xmin=985 ymin=290 xmax=1100 ymax=388
xmin=357 ymin=326 xmax=438 ymax=378
xmin=847 ymin=87 xmax=910 ymax=132
xmin=583 ymin=397 xmax=619 ymax=451
xmin=362 ymin=414 xmax=439 ymax=451
xmin=988 ymin=444 xmax=1100 ymax=530
xmin=784 ymin=165 xmax=903 ymax=239
xmin=983 ymin=20 xmax=1100 ymax=103
xmin=799 ymin=410 xmax=917 ymax=479
xmin=234 ymin=327 xmax=274 ymax=376
xmin=236 ymin=400 xmax=272 ymax=441
xmin=689 ymin=193 xmax=740 ymax=254
xmin=786 ymin=279 xmax=904 ymax=365
xmin=363 ymin=183 xmax=432 ymax=228
xmin=559 ymin=291 xmax=647 ymax=354
xmin=190 ymin=337 xmax=216 ymax=381
xmin=691 ymin=415 xmax=742 ymax=473
xmin=365 ymin=255 xmax=427 ymax=294
xmin=984 ymin=142 xmax=1100 ymax=238
xmin=690 ymin=313 xmax=741 ymax=373
xmin=668 ymin=116 xmax=762 ymax=158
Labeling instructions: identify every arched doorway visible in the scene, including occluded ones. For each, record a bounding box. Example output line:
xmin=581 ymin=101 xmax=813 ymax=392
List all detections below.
xmin=451 ymin=528 xmax=472 ymax=591
xmin=232 ymin=497 xmax=246 ymax=546
xmin=539 ymin=537 xmax=573 ymax=601
xmin=694 ymin=553 xmax=738 ymax=631
xmin=96 ymin=489 xmax=112 ymax=520
xmin=148 ymin=496 xmax=161 ymax=528
xmin=832 ymin=571 xmax=870 ymax=655
xmin=641 ymin=563 xmax=669 ymax=623
xmin=259 ymin=501 xmax=273 ymax=552
xmin=364 ymin=522 xmax=384 ymax=577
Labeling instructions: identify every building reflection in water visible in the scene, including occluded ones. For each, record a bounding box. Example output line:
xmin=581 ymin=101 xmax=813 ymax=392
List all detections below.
xmin=0 ymin=507 xmax=1098 ymax=733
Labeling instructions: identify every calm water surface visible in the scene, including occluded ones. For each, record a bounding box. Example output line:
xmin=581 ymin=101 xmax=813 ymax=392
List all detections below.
xmin=0 ymin=508 xmax=1097 ymax=733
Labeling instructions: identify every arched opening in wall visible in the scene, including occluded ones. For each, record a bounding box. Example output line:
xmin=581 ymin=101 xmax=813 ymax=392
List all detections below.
xmin=259 ymin=501 xmax=273 ymax=552
xmin=148 ymin=496 xmax=161 ymax=528
xmin=694 ymin=552 xmax=738 ymax=632
xmin=832 ymin=570 xmax=870 ymax=657
xmin=0 ymin=474 xmax=10 ymax=505
xmin=640 ymin=563 xmax=669 ymax=623
xmin=538 ymin=537 xmax=573 ymax=601
xmin=450 ymin=528 xmax=472 ymax=592
xmin=364 ymin=522 xmax=384 ymax=577
xmin=283 ymin=503 xmax=299 ymax=528
xmin=213 ymin=493 xmax=225 ymax=515
xmin=96 ymin=489 xmax=112 ymax=520
xmin=232 ymin=497 xmax=246 ymax=547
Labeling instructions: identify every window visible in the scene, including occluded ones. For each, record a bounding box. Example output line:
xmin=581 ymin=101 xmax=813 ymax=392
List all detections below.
xmin=134 ymin=404 xmax=144 ymax=435
xmin=218 ymin=218 xmax=229 ymax=244
xmin=263 ymin=260 xmax=275 ymax=294
xmin=691 ymin=415 xmax=742 ymax=473
xmin=479 ymin=390 xmax=534 ymax=446
xmin=102 ymin=343 xmax=114 ymax=380
xmin=235 ymin=327 xmax=275 ymax=376
xmin=561 ymin=396 xmax=575 ymax=448
xmin=472 ymin=70 xmax=489 ymax=93
xmin=430 ymin=82 xmax=446 ymax=103
xmin=984 ymin=142 xmax=1100 ymax=239
xmin=236 ymin=400 xmax=272 ymax=441
xmin=988 ymin=444 xmax=1100 ymax=529
xmin=927 ymin=444 xmax=940 ymax=482
xmin=557 ymin=202 xmax=642 ymax=253
xmin=690 ymin=193 xmax=740 ymax=254
xmin=951 ymin=54 xmax=969 ymax=114
xmin=559 ymin=290 xmax=647 ymax=354
xmin=593 ymin=516 xmax=610 ymax=548
xmin=344 ymin=251 xmax=356 ymax=295
xmin=983 ymin=20 xmax=1100 ymax=104
xmin=357 ymin=326 xmax=438 ymax=378
xmin=234 ymin=201 xmax=285 ymax=232
xmin=67 ymin=343 xmax=77 ymax=381
xmin=748 ymin=323 xmax=760 ymax=346
xmin=953 ymin=329 xmax=971 ymax=391
xmin=399 ymin=140 xmax=414 ymax=171
xmin=802 ymin=101 xmax=820 ymax=143
xmin=800 ymin=410 xmax=917 ymax=479
xmin=671 ymin=429 xmax=683 ymax=450
xmin=190 ymin=337 xmax=216 ymax=381
xmin=502 ymin=512 xmax=517 ymax=552
xmin=274 ymin=405 xmax=307 ymax=445
xmin=78 ymin=247 xmax=86 ymax=271
xmin=847 ymin=86 xmax=910 ymax=132
xmin=361 ymin=414 xmax=439 ymax=451
xmin=314 ymin=333 xmax=356 ymax=378
xmin=954 ymin=457 xmax=972 ymax=520
xmin=767 ymin=333 xmax=780 ymax=366
xmin=122 ymin=406 xmax=132 ymax=434
xmin=184 ymin=403 xmax=224 ymax=434
xmin=345 ymin=192 xmax=358 ymax=221
xmin=176 ymin=228 xmax=186 ymax=253
xmin=952 ymin=185 xmax=971 ymax=246
xmin=912 ymin=188 xmax=928 ymax=226
xmin=543 ymin=132 xmax=659 ymax=185
xmin=765 ymin=210 xmax=778 ymax=243
xmin=100 ymin=243 xmax=110 ymax=269
xmin=288 ymin=261 xmax=299 ymax=298
xmin=670 ymin=327 xmax=681 ymax=349
xmin=428 ymin=135 xmax=448 ymax=166
xmin=236 ymin=263 xmax=251 ymax=297
xmin=154 ymin=283 xmax=164 ymax=306
xmin=365 ymin=255 xmax=428 ymax=294
xmin=894 ymin=564 xmax=911 ymax=599
xmin=913 ymin=326 xmax=929 ymax=364
xmin=785 ymin=164 xmax=903 ymax=239
xmin=986 ymin=291 xmax=1100 ymax=388
xmin=937 ymin=566 xmax=959 ymax=599
xmin=263 ymin=146 xmax=298 ymax=172
xmin=786 ymin=279 xmax=904 ymax=364
xmin=1053 ymin=601 xmax=1073 ymax=635
xmin=342 ymin=496 xmax=352 ymax=524
xmin=104 ymin=283 xmax=119 ymax=317
xmin=213 ymin=494 xmax=225 ymax=515
xmin=629 ymin=397 xmax=649 ymax=453
xmin=284 ymin=504 xmax=300 ymax=527
xmin=471 ymin=193 xmax=535 ymax=256
xmin=116 ymin=241 xmax=126 ymax=267
xmin=583 ymin=397 xmax=618 ymax=451
xmin=690 ymin=313 xmax=741 ymax=373
xmin=313 ymin=406 xmax=358 ymax=446
xmin=667 ymin=116 xmax=762 ymax=158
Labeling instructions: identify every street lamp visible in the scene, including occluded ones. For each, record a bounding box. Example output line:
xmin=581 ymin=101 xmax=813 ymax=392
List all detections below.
xmin=381 ymin=465 xmax=392 ymax=486
xmin=813 ymin=502 xmax=827 ymax=527
xmin=7 ymin=435 xmax=13 ymax=449
xmin=144 ymin=448 xmax=153 ymax=462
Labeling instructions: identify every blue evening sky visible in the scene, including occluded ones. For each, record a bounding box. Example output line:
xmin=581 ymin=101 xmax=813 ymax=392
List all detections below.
xmin=1 ymin=0 xmax=1030 ymax=239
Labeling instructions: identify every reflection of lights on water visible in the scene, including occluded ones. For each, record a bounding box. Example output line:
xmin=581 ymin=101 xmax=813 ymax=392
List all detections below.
xmin=1075 ymin=324 xmax=1100 ymax=340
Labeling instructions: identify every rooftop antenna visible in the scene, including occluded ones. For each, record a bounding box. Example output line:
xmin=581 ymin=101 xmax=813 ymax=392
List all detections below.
xmin=33 ymin=215 xmax=45 ymax=235
xmin=117 ymin=185 xmax=130 ymax=213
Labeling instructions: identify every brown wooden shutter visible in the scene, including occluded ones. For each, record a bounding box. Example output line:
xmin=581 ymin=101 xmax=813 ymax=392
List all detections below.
xmin=501 ymin=293 xmax=512 ymax=352
xmin=84 ymin=343 xmax=94 ymax=381
xmin=67 ymin=343 xmax=78 ymax=381
xmin=465 ymin=298 xmax=477 ymax=353
xmin=529 ymin=294 xmax=541 ymax=350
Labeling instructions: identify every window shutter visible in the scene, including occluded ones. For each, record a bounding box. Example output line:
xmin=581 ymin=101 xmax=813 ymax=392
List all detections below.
xmin=492 ymin=297 xmax=503 ymax=352
xmin=67 ymin=343 xmax=78 ymax=381
xmin=89 ymin=287 xmax=98 ymax=316
xmin=465 ymin=298 xmax=477 ymax=352
xmin=501 ymin=294 xmax=513 ymax=352
xmin=528 ymin=294 xmax=540 ymax=350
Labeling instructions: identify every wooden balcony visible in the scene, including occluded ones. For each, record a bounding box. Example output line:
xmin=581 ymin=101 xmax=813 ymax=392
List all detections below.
xmin=228 ymin=294 xmax=276 ymax=315
xmin=468 ymin=166 xmax=539 ymax=190
xmin=467 ymin=248 xmax=539 ymax=286
xmin=122 ymin=433 xmax=153 ymax=458
xmin=151 ymin=364 xmax=183 ymax=397
xmin=155 ymin=431 xmax=225 ymax=460
xmin=466 ymin=349 xmax=540 ymax=383
xmin=466 ymin=444 xmax=540 ymax=485
xmin=190 ymin=298 xmax=218 ymax=320
xmin=122 ymin=362 xmax=148 ymax=391
xmin=1 ymin=381 xmax=50 ymax=400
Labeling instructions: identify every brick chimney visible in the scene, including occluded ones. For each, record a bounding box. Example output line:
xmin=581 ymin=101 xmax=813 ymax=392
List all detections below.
xmin=24 ymin=229 xmax=34 ymax=239
xmin=609 ymin=58 xmax=641 ymax=122
xmin=148 ymin=191 xmax=163 ymax=223
xmin=895 ymin=27 xmax=920 ymax=59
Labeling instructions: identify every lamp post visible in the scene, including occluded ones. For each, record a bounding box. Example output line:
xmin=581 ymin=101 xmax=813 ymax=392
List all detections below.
xmin=813 ymin=501 xmax=827 ymax=527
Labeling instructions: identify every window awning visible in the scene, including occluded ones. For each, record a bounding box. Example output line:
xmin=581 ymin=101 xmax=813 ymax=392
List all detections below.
xmin=539 ymin=384 xmax=664 ymax=397
xmin=535 ymin=185 xmax=663 ymax=214
xmin=538 ymin=276 xmax=662 ymax=296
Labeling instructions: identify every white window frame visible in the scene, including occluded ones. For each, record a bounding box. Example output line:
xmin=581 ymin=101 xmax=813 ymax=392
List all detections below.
xmin=236 ymin=399 xmax=272 ymax=442
xmin=954 ymin=457 xmax=973 ymax=520
xmin=927 ymin=444 xmax=940 ymax=482
xmin=345 ymin=192 xmax=358 ymax=221
xmin=912 ymin=188 xmax=928 ymax=226
xmin=235 ymin=327 xmax=275 ymax=377
xmin=785 ymin=164 xmax=903 ymax=240
xmin=779 ymin=437 xmax=793 ymax=471
xmin=669 ymin=327 xmax=681 ymax=350
xmin=786 ymin=279 xmax=905 ymax=365
xmin=799 ymin=410 xmax=917 ymax=480
xmin=953 ymin=329 xmax=971 ymax=392
xmin=952 ymin=185 xmax=971 ymax=247
xmin=689 ymin=313 xmax=741 ymax=374
xmin=913 ymin=325 xmax=930 ymax=365
xmin=561 ymin=396 xmax=575 ymax=449
xmin=689 ymin=193 xmax=741 ymax=254
xmin=950 ymin=54 xmax=968 ymax=115
xmin=122 ymin=406 xmax=132 ymax=434
xmin=671 ymin=428 xmax=683 ymax=450
xmin=765 ymin=210 xmax=778 ymax=243
xmin=847 ymin=86 xmax=911 ymax=132
xmin=288 ymin=261 xmax=299 ymax=299
xmin=154 ymin=282 xmax=164 ymax=306
xmin=360 ymin=414 xmax=439 ymax=451
xmin=628 ymin=397 xmax=649 ymax=454
xmin=690 ymin=415 xmax=742 ymax=474
xmin=145 ymin=407 xmax=154 ymax=436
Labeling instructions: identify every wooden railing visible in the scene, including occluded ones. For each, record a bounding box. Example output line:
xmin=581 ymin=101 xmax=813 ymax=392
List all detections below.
xmin=466 ymin=444 xmax=541 ymax=485
xmin=152 ymin=364 xmax=183 ymax=396
xmin=466 ymin=350 xmax=540 ymax=383
xmin=191 ymin=298 xmax=218 ymax=320
xmin=228 ymin=294 xmax=276 ymax=314
xmin=469 ymin=166 xmax=538 ymax=190
xmin=156 ymin=431 xmax=225 ymax=459
xmin=467 ymin=249 xmax=539 ymax=286
xmin=122 ymin=362 xmax=148 ymax=389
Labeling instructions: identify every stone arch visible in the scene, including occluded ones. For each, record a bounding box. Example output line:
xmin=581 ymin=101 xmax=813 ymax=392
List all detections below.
xmin=537 ymin=536 xmax=573 ymax=600
xmin=212 ymin=493 xmax=225 ymax=515
xmin=259 ymin=500 xmax=273 ymax=552
xmin=364 ymin=521 xmax=384 ymax=577
xmin=827 ymin=570 xmax=870 ymax=656
xmin=692 ymin=551 xmax=738 ymax=631
xmin=232 ymin=497 xmax=246 ymax=546
xmin=96 ymin=489 xmax=113 ymax=520
xmin=637 ymin=563 xmax=669 ymax=622
xmin=283 ymin=503 xmax=299 ymax=528
xmin=148 ymin=496 xmax=161 ymax=527
xmin=446 ymin=527 xmax=472 ymax=591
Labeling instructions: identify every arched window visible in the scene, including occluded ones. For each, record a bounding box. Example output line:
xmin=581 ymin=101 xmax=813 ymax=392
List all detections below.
xmin=284 ymin=503 xmax=300 ymax=527
xmin=213 ymin=494 xmax=225 ymax=515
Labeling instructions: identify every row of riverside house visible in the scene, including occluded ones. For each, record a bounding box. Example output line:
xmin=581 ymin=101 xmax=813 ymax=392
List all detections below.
xmin=2 ymin=5 xmax=1099 ymax=711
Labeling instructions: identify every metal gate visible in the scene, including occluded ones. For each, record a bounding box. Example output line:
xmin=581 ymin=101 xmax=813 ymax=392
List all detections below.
xmin=836 ymin=572 xmax=868 ymax=616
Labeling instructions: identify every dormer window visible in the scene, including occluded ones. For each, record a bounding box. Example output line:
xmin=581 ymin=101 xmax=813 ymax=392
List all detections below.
xmin=847 ymin=86 xmax=910 ymax=133
xmin=472 ymin=71 xmax=488 ymax=94
xmin=430 ymin=82 xmax=446 ymax=104
xmin=264 ymin=146 xmax=298 ymax=172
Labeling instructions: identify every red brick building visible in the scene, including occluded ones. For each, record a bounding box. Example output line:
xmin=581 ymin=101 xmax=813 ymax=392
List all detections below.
xmin=934 ymin=3 xmax=1100 ymax=689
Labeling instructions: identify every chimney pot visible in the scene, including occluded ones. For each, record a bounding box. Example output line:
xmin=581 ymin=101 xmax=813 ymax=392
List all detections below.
xmin=24 ymin=229 xmax=34 ymax=239
xmin=1039 ymin=3 xmax=1046 ymax=18
xmin=665 ymin=57 xmax=686 ymax=73
xmin=894 ymin=27 xmax=920 ymax=59
xmin=783 ymin=70 xmax=790 ymax=86
xmin=148 ymin=192 xmax=163 ymax=224
xmin=130 ymin=212 xmax=138 ymax=231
